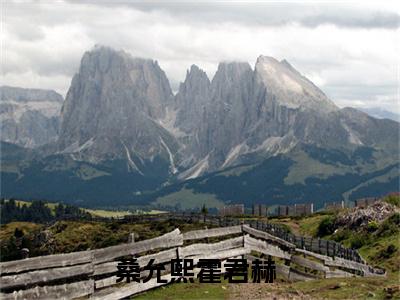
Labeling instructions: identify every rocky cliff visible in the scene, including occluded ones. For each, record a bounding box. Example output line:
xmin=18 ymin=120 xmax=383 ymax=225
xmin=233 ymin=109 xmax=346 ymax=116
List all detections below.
xmin=58 ymin=46 xmax=179 ymax=173
xmin=0 ymin=86 xmax=63 ymax=148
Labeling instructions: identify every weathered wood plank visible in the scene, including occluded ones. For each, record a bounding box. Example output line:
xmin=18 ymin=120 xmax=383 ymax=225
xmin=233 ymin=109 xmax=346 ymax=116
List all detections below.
xmin=291 ymin=255 xmax=329 ymax=273
xmin=0 ymin=263 xmax=93 ymax=289
xmin=296 ymin=249 xmax=384 ymax=276
xmin=324 ymin=257 xmax=378 ymax=276
xmin=0 ymin=251 xmax=92 ymax=275
xmin=182 ymin=225 xmax=242 ymax=241
xmin=93 ymin=229 xmax=182 ymax=264
xmin=244 ymin=235 xmax=291 ymax=260
xmin=181 ymin=236 xmax=243 ymax=257
xmin=94 ymin=247 xmax=178 ymax=276
xmin=295 ymin=248 xmax=332 ymax=263
xmin=242 ymin=225 xmax=295 ymax=249
xmin=91 ymin=274 xmax=172 ymax=300
xmin=0 ymin=279 xmax=94 ymax=300
xmin=95 ymin=265 xmax=173 ymax=290
xmin=95 ymin=276 xmax=119 ymax=290
xmin=245 ymin=254 xmax=290 ymax=280
xmin=325 ymin=269 xmax=355 ymax=278
xmin=190 ymin=247 xmax=251 ymax=265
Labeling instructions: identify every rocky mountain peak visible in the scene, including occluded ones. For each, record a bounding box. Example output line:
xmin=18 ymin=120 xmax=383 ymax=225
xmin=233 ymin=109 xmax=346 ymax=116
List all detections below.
xmin=76 ymin=46 xmax=173 ymax=119
xmin=180 ymin=65 xmax=210 ymax=95
xmin=212 ymin=61 xmax=252 ymax=84
xmin=173 ymin=65 xmax=211 ymax=135
xmin=58 ymin=46 xmax=177 ymax=164
xmin=187 ymin=64 xmax=208 ymax=77
xmin=255 ymin=55 xmax=337 ymax=112
xmin=211 ymin=61 xmax=253 ymax=102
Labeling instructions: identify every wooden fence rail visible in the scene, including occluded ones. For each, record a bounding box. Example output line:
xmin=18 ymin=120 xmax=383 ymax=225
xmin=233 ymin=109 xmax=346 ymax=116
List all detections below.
xmin=0 ymin=221 xmax=385 ymax=300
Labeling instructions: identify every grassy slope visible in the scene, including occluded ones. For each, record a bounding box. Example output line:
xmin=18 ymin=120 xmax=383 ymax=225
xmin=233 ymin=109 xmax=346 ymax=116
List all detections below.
xmin=0 ymin=219 xmax=214 ymax=260
xmin=0 ymin=221 xmax=42 ymax=241
xmin=264 ymin=213 xmax=331 ymax=236
xmin=135 ymin=204 xmax=399 ymax=299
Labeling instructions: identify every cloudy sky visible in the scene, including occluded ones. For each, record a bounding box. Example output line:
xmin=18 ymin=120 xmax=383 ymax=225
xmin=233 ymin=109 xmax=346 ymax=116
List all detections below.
xmin=2 ymin=0 xmax=399 ymax=113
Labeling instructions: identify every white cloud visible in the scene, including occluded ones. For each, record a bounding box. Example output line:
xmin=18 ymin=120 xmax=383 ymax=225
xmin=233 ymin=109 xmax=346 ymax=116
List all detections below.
xmin=2 ymin=0 xmax=399 ymax=113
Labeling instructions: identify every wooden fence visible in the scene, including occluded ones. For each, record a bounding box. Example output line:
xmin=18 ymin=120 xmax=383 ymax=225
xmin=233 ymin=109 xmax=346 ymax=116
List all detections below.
xmin=0 ymin=220 xmax=385 ymax=300
xmin=122 ymin=213 xmax=365 ymax=263
xmin=51 ymin=212 xmax=367 ymax=263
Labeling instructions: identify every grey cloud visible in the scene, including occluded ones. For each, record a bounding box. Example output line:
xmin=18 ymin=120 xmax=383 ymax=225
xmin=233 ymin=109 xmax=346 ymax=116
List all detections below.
xmin=302 ymin=11 xmax=400 ymax=29
xmin=5 ymin=22 xmax=45 ymax=42
xmin=70 ymin=1 xmax=400 ymax=29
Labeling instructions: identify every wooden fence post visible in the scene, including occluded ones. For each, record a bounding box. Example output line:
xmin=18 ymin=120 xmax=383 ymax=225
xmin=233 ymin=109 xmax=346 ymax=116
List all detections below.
xmin=128 ymin=233 xmax=135 ymax=243
xmin=317 ymin=238 xmax=321 ymax=254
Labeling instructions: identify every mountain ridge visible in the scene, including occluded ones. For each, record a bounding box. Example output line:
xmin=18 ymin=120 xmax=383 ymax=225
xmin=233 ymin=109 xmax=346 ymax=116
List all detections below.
xmin=0 ymin=86 xmax=63 ymax=148
xmin=1 ymin=46 xmax=398 ymax=209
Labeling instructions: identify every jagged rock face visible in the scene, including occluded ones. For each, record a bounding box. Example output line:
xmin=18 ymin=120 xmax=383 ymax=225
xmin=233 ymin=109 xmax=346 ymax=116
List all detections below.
xmin=10 ymin=46 xmax=398 ymax=180
xmin=173 ymin=59 xmax=343 ymax=176
xmin=0 ymin=86 xmax=63 ymax=148
xmin=171 ymin=56 xmax=398 ymax=178
xmin=174 ymin=65 xmax=211 ymax=135
xmin=173 ymin=62 xmax=258 ymax=175
xmin=254 ymin=56 xmax=337 ymax=111
xmin=58 ymin=46 xmax=178 ymax=168
xmin=198 ymin=62 xmax=255 ymax=167
xmin=338 ymin=108 xmax=399 ymax=154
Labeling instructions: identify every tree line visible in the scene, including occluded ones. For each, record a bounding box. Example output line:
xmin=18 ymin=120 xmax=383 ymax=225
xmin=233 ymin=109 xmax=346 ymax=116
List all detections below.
xmin=0 ymin=199 xmax=92 ymax=224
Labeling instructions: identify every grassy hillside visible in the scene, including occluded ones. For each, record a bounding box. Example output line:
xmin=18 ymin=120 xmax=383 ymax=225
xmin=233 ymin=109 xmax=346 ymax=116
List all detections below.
xmin=0 ymin=219 xmax=213 ymax=261
xmin=136 ymin=196 xmax=400 ymax=299
xmin=1 ymin=196 xmax=398 ymax=299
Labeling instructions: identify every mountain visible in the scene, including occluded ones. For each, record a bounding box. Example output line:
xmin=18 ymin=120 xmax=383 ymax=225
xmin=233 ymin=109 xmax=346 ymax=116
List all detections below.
xmin=57 ymin=46 xmax=180 ymax=178
xmin=359 ymin=107 xmax=400 ymax=122
xmin=172 ymin=56 xmax=398 ymax=178
xmin=254 ymin=56 xmax=337 ymax=111
xmin=1 ymin=46 xmax=398 ymax=209
xmin=0 ymin=86 xmax=63 ymax=148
